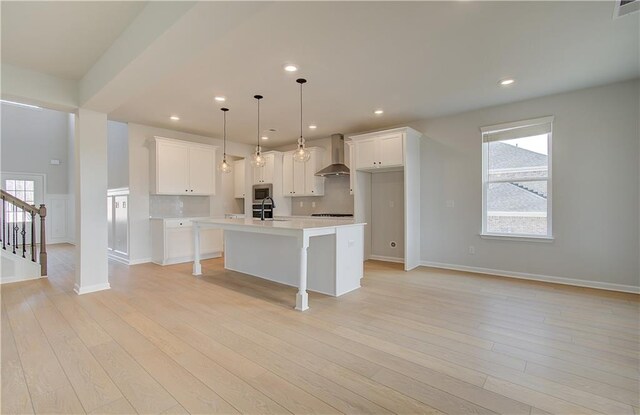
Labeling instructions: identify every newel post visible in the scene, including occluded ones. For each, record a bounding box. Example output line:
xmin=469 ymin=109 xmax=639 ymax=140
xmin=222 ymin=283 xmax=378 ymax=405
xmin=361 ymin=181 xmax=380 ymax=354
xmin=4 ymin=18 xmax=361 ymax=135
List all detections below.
xmin=39 ymin=204 xmax=47 ymax=276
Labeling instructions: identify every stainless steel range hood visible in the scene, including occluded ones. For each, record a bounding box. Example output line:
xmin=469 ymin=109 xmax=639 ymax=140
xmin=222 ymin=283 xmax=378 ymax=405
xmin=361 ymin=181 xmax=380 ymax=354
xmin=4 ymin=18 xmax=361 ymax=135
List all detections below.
xmin=315 ymin=134 xmax=350 ymax=177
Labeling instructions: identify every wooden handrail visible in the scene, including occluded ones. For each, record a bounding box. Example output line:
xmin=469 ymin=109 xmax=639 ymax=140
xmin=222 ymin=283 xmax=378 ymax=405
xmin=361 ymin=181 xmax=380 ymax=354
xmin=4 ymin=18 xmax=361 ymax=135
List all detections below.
xmin=0 ymin=190 xmax=40 ymax=215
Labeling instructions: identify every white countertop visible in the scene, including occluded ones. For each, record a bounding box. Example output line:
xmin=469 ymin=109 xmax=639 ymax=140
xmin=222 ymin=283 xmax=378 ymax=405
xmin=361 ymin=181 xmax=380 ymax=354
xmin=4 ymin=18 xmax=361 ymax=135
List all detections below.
xmin=193 ymin=217 xmax=363 ymax=231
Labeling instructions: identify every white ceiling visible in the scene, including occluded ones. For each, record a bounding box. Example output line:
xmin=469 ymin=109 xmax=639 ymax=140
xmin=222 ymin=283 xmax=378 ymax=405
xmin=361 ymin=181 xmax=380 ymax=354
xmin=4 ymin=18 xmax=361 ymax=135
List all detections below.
xmin=2 ymin=2 xmax=638 ymax=145
xmin=1 ymin=1 xmax=146 ymax=80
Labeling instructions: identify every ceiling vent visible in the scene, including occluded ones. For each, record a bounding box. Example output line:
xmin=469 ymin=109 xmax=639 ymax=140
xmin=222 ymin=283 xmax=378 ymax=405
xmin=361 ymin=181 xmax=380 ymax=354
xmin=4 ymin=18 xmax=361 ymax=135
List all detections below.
xmin=614 ymin=0 xmax=639 ymax=18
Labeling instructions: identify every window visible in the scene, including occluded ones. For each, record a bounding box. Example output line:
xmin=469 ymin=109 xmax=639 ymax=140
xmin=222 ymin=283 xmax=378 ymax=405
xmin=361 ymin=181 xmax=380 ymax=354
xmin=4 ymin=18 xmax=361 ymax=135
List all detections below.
xmin=481 ymin=116 xmax=553 ymax=239
xmin=4 ymin=179 xmax=36 ymax=223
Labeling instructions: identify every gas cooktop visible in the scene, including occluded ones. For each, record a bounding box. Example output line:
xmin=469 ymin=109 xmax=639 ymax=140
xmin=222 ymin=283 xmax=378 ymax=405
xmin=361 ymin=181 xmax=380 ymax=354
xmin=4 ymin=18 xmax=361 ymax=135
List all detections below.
xmin=310 ymin=213 xmax=354 ymax=217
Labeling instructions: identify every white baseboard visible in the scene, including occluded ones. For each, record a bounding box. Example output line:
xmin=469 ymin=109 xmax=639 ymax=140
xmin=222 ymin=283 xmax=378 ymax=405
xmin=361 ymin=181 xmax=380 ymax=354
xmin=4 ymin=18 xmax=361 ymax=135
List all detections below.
xmin=420 ymin=261 xmax=640 ymax=294
xmin=128 ymin=257 xmax=151 ymax=265
xmin=1 ymin=274 xmax=47 ymax=284
xmin=108 ymin=254 xmax=130 ymax=265
xmin=369 ymin=255 xmax=404 ymax=264
xmin=74 ymin=282 xmax=111 ymax=295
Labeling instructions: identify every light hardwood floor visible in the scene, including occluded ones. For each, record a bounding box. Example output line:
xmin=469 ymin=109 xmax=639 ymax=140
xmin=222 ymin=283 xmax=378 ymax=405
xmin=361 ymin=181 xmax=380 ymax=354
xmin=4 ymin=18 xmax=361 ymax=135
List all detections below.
xmin=2 ymin=244 xmax=638 ymax=414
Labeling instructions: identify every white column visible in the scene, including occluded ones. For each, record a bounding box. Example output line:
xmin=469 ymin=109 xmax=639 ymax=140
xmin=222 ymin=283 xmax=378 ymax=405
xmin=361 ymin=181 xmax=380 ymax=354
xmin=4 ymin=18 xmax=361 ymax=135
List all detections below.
xmin=295 ymin=234 xmax=310 ymax=311
xmin=74 ymin=108 xmax=110 ymax=295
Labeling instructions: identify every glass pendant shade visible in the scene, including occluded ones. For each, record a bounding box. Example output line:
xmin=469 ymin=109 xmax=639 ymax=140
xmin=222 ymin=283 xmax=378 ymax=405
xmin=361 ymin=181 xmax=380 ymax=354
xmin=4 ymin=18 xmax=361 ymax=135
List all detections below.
xmin=251 ymin=94 xmax=266 ymax=168
xmin=293 ymin=139 xmax=311 ymax=162
xmin=218 ymin=107 xmax=232 ymax=173
xmin=293 ymin=78 xmax=310 ymax=163
xmin=250 ymin=146 xmax=266 ymax=168
xmin=219 ymin=158 xmax=232 ymax=173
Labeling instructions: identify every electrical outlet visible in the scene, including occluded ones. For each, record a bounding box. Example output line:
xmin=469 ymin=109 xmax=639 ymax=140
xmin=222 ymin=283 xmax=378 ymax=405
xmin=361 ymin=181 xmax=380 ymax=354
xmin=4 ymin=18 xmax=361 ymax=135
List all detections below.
xmin=312 ymin=201 xmax=316 ymax=208
xmin=299 ymin=201 xmax=303 ymax=207
xmin=389 ymin=200 xmax=395 ymax=208
xmin=468 ymin=246 xmax=476 ymax=255
xmin=446 ymin=200 xmax=455 ymax=208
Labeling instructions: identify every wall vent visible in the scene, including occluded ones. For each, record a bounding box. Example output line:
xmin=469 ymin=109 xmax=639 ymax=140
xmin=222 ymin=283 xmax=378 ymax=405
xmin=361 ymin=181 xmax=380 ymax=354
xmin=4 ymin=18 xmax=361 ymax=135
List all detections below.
xmin=614 ymin=0 xmax=639 ymax=18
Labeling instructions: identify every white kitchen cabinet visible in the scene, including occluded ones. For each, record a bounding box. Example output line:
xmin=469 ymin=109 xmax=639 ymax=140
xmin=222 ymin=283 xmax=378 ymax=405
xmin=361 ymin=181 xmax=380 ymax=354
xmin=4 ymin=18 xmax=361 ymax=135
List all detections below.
xmin=234 ymin=159 xmax=246 ymax=198
xmin=353 ymin=132 xmax=404 ymax=170
xmin=282 ymin=147 xmax=324 ymax=197
xmin=252 ymin=152 xmax=275 ymax=184
xmin=151 ymin=137 xmax=217 ymax=195
xmin=349 ymin=127 xmax=422 ymax=271
xmin=346 ymin=141 xmax=356 ymax=195
xmin=151 ymin=218 xmax=223 ymax=265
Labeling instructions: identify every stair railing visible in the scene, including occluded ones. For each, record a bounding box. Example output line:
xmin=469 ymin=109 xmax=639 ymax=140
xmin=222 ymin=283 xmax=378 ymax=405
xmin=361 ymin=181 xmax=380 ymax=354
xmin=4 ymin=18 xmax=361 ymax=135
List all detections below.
xmin=0 ymin=190 xmax=47 ymax=276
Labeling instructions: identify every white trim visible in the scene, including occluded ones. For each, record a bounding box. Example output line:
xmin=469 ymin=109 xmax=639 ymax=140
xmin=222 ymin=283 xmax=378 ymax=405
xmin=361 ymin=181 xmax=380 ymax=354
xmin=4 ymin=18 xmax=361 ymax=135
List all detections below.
xmin=368 ymin=255 xmax=404 ymax=264
xmin=74 ymin=282 xmax=111 ymax=295
xmin=108 ymin=254 xmax=130 ymax=265
xmin=480 ymin=233 xmax=554 ymax=242
xmin=420 ymin=261 xmax=640 ymax=294
xmin=1 ymin=274 xmax=47 ymax=284
xmin=480 ymin=116 xmax=554 ymax=134
xmin=128 ymin=257 xmax=151 ymax=265
xmin=487 ymin=211 xmax=547 ymax=218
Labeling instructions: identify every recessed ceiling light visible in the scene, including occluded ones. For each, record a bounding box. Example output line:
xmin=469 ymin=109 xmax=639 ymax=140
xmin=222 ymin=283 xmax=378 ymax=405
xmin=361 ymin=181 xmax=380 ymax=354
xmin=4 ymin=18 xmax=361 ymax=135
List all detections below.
xmin=499 ymin=78 xmax=515 ymax=86
xmin=309 ymin=125 xmax=317 ymax=129
xmin=261 ymin=136 xmax=269 ymax=140
xmin=170 ymin=115 xmax=180 ymax=121
xmin=374 ymin=109 xmax=384 ymax=115
xmin=214 ymin=96 xmax=226 ymax=102
xmin=284 ymin=64 xmax=298 ymax=72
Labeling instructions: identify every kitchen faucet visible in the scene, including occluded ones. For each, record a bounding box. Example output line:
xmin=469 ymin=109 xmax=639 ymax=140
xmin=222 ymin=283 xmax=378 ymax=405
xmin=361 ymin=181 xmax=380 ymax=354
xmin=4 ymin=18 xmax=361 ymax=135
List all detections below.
xmin=260 ymin=197 xmax=275 ymax=221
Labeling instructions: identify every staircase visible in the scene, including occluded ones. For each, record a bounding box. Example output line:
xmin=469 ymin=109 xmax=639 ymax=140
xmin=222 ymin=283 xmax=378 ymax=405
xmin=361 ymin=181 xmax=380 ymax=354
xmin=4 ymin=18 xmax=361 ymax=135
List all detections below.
xmin=1 ymin=190 xmax=47 ymax=283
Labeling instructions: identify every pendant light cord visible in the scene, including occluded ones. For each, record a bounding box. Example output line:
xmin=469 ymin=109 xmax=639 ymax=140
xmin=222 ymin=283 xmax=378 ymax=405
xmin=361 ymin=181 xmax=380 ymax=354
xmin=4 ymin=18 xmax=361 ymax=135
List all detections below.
xmin=256 ymin=96 xmax=261 ymax=153
xmin=300 ymin=81 xmax=303 ymax=146
xmin=223 ymin=110 xmax=226 ymax=158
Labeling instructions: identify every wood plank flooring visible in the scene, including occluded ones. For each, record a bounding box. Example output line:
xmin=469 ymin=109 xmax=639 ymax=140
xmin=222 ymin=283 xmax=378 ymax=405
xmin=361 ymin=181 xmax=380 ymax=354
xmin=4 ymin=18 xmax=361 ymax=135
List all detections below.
xmin=1 ymin=244 xmax=638 ymax=414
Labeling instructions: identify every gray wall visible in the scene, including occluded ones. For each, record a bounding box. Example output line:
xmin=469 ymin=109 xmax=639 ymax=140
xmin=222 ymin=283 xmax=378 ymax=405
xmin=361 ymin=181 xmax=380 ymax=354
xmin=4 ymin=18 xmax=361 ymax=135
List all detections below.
xmin=1 ymin=103 xmax=70 ymax=193
xmin=371 ymin=171 xmax=404 ymax=259
xmin=409 ymin=80 xmax=639 ymax=288
xmin=107 ymin=121 xmax=129 ymax=190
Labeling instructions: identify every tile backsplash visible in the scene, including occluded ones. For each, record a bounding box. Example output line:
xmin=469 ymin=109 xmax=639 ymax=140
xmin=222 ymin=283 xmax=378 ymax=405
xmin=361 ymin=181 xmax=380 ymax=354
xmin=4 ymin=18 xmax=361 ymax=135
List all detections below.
xmin=291 ymin=175 xmax=354 ymax=216
xmin=149 ymin=195 xmax=211 ymax=218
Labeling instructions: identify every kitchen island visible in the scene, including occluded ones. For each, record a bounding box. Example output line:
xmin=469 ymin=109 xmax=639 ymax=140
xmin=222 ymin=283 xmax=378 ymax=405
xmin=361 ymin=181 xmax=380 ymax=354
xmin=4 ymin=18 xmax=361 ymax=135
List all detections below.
xmin=192 ymin=218 xmax=365 ymax=311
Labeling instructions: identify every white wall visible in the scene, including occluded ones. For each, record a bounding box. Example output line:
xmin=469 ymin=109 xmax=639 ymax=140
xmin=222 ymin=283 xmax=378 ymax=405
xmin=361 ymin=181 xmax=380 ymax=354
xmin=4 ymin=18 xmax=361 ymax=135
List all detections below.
xmin=408 ymin=80 xmax=639 ymax=290
xmin=127 ymin=123 xmax=255 ymax=263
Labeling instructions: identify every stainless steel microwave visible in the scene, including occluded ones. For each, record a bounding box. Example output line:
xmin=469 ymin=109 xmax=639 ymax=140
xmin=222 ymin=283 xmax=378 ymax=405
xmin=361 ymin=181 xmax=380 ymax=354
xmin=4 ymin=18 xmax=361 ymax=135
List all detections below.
xmin=252 ymin=184 xmax=273 ymax=203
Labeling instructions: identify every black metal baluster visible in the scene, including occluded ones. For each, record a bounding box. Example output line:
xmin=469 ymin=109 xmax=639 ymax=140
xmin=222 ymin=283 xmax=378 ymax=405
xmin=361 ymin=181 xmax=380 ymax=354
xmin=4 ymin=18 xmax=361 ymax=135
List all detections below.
xmin=31 ymin=212 xmax=36 ymax=262
xmin=1 ymin=197 xmax=5 ymax=250
xmin=21 ymin=209 xmax=26 ymax=258
xmin=12 ymin=204 xmax=17 ymax=254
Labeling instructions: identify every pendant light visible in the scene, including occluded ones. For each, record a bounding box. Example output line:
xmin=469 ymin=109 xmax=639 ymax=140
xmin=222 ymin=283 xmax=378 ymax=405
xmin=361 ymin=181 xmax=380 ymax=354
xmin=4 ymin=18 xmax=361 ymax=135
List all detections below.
xmin=250 ymin=94 xmax=266 ymax=168
xmin=218 ymin=107 xmax=232 ymax=173
xmin=293 ymin=78 xmax=311 ymax=162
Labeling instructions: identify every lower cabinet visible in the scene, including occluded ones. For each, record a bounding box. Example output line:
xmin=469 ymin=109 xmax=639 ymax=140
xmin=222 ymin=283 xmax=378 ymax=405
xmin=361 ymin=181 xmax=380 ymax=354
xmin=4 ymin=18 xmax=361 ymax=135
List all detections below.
xmin=151 ymin=218 xmax=223 ymax=265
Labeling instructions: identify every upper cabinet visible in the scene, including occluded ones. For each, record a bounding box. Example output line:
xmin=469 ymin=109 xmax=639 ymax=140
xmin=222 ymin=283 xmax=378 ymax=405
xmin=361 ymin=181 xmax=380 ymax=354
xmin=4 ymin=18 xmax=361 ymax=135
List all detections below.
xmin=252 ymin=152 xmax=276 ymax=184
xmin=233 ymin=159 xmax=246 ymax=198
xmin=151 ymin=137 xmax=217 ymax=195
xmin=283 ymin=147 xmax=325 ymax=197
xmin=353 ymin=132 xmax=404 ymax=171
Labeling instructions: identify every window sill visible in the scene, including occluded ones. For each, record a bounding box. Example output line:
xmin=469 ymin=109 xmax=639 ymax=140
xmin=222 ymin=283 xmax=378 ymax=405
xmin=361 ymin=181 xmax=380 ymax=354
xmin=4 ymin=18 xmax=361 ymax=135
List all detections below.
xmin=480 ymin=233 xmax=554 ymax=243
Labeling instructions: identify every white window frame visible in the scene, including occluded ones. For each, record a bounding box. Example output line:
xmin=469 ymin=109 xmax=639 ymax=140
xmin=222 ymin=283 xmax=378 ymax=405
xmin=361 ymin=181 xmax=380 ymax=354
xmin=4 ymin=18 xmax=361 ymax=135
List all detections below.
xmin=481 ymin=116 xmax=554 ymax=241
